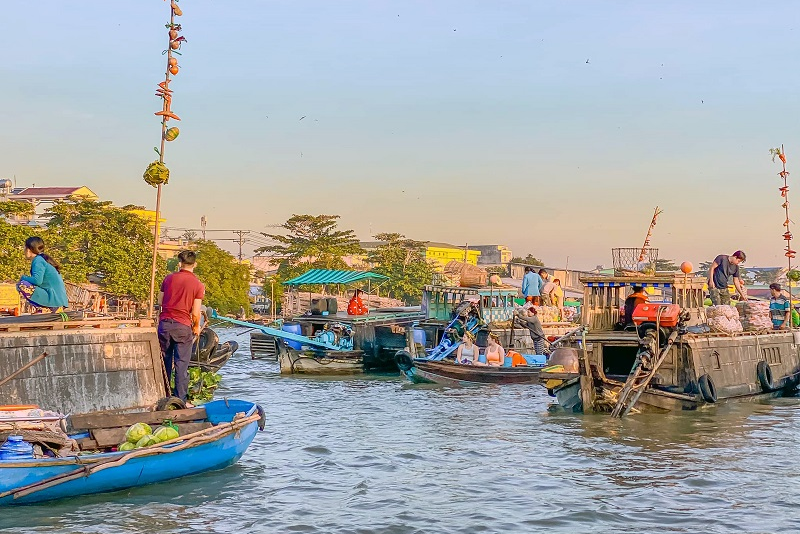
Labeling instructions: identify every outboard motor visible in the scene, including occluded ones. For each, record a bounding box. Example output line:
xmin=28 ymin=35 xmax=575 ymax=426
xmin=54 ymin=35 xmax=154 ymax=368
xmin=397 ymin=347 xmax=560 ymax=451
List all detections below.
xmin=196 ymin=327 xmax=219 ymax=362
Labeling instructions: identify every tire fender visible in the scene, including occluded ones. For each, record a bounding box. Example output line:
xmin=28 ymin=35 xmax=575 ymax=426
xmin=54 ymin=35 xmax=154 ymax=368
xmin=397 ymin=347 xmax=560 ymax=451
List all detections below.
xmin=395 ymin=350 xmax=414 ymax=372
xmin=757 ymin=360 xmax=774 ymax=391
xmin=698 ymin=374 xmax=717 ymax=403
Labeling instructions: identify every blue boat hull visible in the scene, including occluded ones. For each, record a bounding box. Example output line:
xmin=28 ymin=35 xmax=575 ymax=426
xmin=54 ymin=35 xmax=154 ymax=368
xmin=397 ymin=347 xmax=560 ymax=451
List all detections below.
xmin=0 ymin=400 xmax=261 ymax=505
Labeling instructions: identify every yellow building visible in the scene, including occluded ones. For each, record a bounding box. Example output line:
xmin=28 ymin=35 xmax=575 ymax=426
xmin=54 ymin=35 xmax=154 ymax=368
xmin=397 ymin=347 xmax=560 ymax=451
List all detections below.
xmin=424 ymin=242 xmax=481 ymax=270
xmin=129 ymin=209 xmax=166 ymax=229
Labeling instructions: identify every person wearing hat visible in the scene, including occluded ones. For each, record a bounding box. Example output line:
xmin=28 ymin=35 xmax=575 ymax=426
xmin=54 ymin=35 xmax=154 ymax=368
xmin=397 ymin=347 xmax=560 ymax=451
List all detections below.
xmin=769 ymin=282 xmax=791 ymax=330
xmin=707 ymin=250 xmax=747 ymax=305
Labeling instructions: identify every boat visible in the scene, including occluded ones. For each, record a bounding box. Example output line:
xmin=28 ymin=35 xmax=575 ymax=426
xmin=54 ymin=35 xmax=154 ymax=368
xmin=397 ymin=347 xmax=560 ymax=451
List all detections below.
xmin=539 ymin=274 xmax=800 ymax=415
xmin=0 ymin=399 xmax=264 ymax=505
xmin=275 ymin=340 xmax=364 ymax=374
xmin=396 ymin=356 xmax=545 ymax=385
xmin=191 ymin=327 xmax=237 ymax=371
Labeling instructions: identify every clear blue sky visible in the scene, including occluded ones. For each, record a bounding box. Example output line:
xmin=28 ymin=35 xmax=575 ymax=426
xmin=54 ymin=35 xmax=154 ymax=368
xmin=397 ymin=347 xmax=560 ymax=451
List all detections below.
xmin=1 ymin=1 xmax=799 ymax=269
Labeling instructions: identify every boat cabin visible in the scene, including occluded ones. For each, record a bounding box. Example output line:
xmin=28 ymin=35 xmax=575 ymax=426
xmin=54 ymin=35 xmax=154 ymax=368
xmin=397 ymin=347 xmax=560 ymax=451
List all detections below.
xmin=421 ymin=284 xmax=519 ymax=324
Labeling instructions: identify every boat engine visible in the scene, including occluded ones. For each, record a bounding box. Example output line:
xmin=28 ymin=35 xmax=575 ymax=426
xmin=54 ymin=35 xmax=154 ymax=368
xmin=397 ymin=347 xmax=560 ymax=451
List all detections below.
xmin=631 ymin=303 xmax=688 ymax=370
xmin=314 ymin=323 xmax=354 ymax=350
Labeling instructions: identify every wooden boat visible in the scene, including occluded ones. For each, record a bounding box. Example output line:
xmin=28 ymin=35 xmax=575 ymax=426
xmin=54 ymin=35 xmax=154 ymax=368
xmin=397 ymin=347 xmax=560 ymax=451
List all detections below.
xmin=396 ymin=356 xmax=544 ymax=385
xmin=276 ymin=341 xmax=364 ymax=374
xmin=540 ymin=274 xmax=800 ymax=416
xmin=0 ymin=399 xmax=264 ymax=505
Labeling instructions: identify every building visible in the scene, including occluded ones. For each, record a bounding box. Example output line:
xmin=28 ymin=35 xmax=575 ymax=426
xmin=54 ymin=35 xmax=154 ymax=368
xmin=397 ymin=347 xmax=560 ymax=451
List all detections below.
xmin=473 ymin=244 xmax=513 ymax=266
xmin=424 ymin=242 xmax=480 ymax=269
xmin=129 ymin=209 xmax=166 ymax=229
xmin=5 ymin=186 xmax=98 ymax=226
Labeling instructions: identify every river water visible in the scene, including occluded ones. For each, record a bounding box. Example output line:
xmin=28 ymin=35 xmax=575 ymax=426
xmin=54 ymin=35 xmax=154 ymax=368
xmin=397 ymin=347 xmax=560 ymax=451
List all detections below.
xmin=4 ymin=326 xmax=800 ymax=533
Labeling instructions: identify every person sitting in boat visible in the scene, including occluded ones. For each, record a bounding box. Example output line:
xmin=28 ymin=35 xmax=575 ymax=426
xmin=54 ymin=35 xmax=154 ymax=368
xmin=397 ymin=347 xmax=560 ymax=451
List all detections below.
xmin=456 ymin=331 xmax=480 ymax=364
xmin=769 ymin=283 xmax=791 ymax=330
xmin=347 ymin=289 xmax=369 ymax=315
xmin=515 ymin=307 xmax=548 ymax=355
xmin=16 ymin=236 xmax=69 ymax=313
xmin=484 ymin=332 xmax=506 ymax=366
xmin=622 ymin=285 xmax=649 ymax=328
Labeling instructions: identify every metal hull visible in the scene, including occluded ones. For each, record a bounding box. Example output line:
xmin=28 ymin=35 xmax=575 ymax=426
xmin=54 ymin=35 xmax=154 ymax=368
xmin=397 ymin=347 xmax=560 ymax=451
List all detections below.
xmin=0 ymin=400 xmax=261 ymax=505
xmin=402 ymin=359 xmax=542 ymax=385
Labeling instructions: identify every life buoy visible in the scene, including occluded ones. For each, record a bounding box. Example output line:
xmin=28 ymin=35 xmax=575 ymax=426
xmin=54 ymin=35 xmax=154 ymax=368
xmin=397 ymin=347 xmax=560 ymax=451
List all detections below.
xmin=395 ymin=350 xmax=414 ymax=372
xmin=757 ymin=361 xmax=774 ymax=391
xmin=698 ymin=374 xmax=717 ymax=403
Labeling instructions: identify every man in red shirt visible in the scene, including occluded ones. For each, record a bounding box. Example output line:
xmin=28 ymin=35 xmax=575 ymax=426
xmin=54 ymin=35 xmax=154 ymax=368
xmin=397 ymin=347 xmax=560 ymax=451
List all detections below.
xmin=157 ymin=250 xmax=205 ymax=404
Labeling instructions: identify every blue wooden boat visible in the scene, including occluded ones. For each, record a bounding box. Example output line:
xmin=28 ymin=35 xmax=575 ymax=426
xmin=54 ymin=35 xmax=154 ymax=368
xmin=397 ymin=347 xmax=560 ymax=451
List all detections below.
xmin=0 ymin=399 xmax=264 ymax=505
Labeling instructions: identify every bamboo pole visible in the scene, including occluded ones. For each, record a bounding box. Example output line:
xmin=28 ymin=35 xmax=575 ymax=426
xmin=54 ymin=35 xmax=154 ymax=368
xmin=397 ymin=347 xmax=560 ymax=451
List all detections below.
xmin=148 ymin=5 xmax=178 ymax=318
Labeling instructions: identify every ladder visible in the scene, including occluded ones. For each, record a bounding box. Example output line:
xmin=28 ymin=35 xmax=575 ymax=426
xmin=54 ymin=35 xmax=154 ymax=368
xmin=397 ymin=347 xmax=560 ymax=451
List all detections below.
xmin=610 ymin=329 xmax=679 ymax=418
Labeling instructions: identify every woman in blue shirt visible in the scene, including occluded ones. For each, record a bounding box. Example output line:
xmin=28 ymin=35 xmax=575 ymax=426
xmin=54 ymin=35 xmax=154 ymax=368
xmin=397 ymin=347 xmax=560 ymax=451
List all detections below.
xmin=16 ymin=236 xmax=69 ymax=313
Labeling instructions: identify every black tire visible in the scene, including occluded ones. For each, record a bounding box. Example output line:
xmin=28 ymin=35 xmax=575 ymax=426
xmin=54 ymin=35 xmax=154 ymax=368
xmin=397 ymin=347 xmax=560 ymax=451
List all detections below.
xmin=395 ymin=350 xmax=414 ymax=372
xmin=698 ymin=374 xmax=717 ymax=403
xmin=156 ymin=396 xmax=186 ymax=411
xmin=757 ymin=361 xmax=774 ymax=391
xmin=547 ymin=388 xmax=556 ymax=397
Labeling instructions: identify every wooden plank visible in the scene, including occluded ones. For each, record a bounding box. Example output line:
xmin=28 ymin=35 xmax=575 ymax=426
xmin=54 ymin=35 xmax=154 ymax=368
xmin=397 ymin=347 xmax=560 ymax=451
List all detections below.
xmin=91 ymin=422 xmax=213 ymax=448
xmin=68 ymin=407 xmax=208 ymax=431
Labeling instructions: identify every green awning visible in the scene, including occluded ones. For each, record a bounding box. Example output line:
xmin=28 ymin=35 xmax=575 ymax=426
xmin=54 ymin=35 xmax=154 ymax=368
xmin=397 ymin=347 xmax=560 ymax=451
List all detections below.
xmin=283 ymin=269 xmax=388 ymax=286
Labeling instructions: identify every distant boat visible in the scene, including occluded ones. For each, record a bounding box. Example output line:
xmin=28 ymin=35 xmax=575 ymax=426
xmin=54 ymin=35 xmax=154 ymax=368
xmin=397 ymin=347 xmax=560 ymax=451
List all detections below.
xmin=0 ymin=399 xmax=264 ymax=505
xmin=396 ymin=356 xmax=544 ymax=385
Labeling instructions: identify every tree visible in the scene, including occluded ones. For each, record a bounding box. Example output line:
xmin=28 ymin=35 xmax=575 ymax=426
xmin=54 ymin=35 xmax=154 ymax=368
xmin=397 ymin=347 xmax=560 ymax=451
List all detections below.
xmin=181 ymin=230 xmax=198 ymax=242
xmin=0 ymin=220 xmax=35 ymax=282
xmin=44 ymin=199 xmax=165 ymax=300
xmin=175 ymin=240 xmax=251 ymax=315
xmin=257 ymin=214 xmax=364 ymax=281
xmin=510 ymin=254 xmax=544 ymax=266
xmin=0 ymin=200 xmax=35 ymax=218
xmin=366 ymin=233 xmax=437 ymax=304
xmin=752 ymin=269 xmax=780 ymax=285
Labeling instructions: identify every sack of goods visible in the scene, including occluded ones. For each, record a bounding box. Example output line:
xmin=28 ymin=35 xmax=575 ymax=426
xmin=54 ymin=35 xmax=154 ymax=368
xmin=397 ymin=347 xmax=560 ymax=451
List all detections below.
xmin=736 ymin=301 xmax=772 ymax=332
xmin=706 ymin=305 xmax=743 ymax=334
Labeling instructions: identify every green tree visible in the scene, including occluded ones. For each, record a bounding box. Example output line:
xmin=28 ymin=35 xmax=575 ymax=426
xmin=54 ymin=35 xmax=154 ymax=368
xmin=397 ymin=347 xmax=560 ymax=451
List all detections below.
xmin=44 ymin=199 xmax=165 ymax=300
xmin=258 ymin=214 xmax=364 ymax=281
xmin=0 ymin=220 xmax=35 ymax=282
xmin=752 ymin=269 xmax=780 ymax=285
xmin=171 ymin=240 xmax=251 ymax=315
xmin=510 ymin=254 xmax=545 ymax=266
xmin=366 ymin=233 xmax=437 ymax=304
xmin=0 ymin=200 xmax=35 ymax=218
xmin=654 ymin=259 xmax=679 ymax=272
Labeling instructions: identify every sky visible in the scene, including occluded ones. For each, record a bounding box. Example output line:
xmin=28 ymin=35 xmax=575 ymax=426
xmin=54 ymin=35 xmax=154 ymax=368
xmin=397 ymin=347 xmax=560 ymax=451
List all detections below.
xmin=2 ymin=1 xmax=800 ymax=270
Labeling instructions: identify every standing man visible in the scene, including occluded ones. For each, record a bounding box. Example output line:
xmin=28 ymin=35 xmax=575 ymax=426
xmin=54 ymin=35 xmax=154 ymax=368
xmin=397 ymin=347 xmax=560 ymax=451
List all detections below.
xmin=521 ymin=267 xmax=543 ymax=306
xmin=158 ymin=250 xmax=205 ymax=404
xmin=707 ymin=250 xmax=747 ymax=305
xmin=769 ymin=283 xmax=791 ymax=330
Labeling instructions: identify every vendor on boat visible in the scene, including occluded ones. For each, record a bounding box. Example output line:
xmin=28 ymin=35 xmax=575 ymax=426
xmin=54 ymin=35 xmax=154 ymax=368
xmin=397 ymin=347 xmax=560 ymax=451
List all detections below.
xmin=347 ymin=289 xmax=369 ymax=315
xmin=622 ymin=285 xmax=649 ymax=327
xmin=707 ymin=250 xmax=747 ymax=305
xmin=484 ymin=332 xmax=505 ymax=366
xmin=515 ymin=307 xmax=548 ymax=355
xmin=158 ymin=250 xmax=205 ymax=405
xmin=16 ymin=236 xmax=69 ymax=313
xmin=456 ymin=331 xmax=479 ymax=364
xmin=769 ymin=283 xmax=791 ymax=330
xmin=521 ymin=266 xmax=543 ymax=306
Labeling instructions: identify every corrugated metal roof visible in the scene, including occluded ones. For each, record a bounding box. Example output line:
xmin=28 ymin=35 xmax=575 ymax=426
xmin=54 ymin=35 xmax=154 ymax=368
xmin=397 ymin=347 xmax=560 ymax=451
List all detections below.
xmin=283 ymin=269 xmax=388 ymax=286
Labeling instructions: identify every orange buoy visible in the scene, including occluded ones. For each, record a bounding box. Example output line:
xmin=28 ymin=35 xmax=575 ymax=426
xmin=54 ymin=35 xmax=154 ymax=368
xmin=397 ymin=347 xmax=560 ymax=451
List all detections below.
xmin=680 ymin=261 xmax=693 ymax=274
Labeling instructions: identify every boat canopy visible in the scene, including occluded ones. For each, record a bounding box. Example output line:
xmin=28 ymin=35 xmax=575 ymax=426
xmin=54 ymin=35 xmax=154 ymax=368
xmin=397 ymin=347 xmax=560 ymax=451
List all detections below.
xmin=283 ymin=269 xmax=388 ymax=286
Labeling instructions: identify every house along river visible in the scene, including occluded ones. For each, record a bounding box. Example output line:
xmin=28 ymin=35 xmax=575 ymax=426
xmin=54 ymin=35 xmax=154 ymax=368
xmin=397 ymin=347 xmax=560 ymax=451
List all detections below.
xmin=4 ymin=326 xmax=800 ymax=533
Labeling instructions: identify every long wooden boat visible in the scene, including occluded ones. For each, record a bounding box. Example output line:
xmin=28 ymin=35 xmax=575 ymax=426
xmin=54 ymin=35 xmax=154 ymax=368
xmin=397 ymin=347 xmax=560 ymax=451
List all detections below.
xmin=541 ymin=274 xmax=800 ymax=415
xmin=397 ymin=356 xmax=544 ymax=385
xmin=276 ymin=340 xmax=364 ymax=374
xmin=0 ymin=399 xmax=264 ymax=505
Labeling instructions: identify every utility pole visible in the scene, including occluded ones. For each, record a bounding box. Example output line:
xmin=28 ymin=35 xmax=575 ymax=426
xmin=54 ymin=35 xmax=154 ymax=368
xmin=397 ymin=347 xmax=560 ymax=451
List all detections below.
xmin=200 ymin=215 xmax=207 ymax=240
xmin=233 ymin=230 xmax=249 ymax=263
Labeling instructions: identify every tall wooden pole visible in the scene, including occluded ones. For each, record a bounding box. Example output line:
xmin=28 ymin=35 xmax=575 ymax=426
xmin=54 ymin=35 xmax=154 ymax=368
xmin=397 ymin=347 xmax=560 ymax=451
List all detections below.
xmin=777 ymin=145 xmax=794 ymax=332
xmin=148 ymin=4 xmax=181 ymax=318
